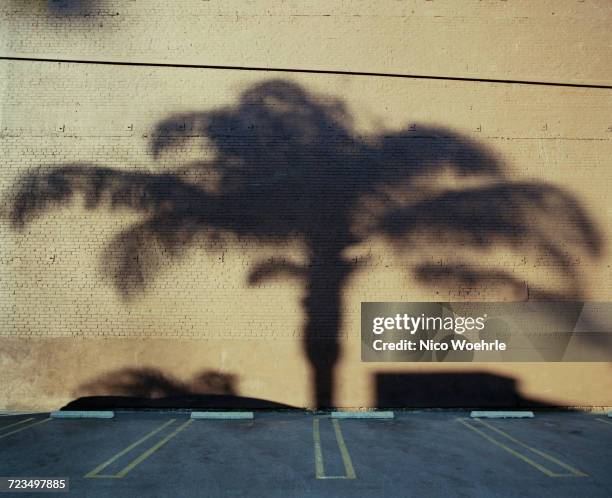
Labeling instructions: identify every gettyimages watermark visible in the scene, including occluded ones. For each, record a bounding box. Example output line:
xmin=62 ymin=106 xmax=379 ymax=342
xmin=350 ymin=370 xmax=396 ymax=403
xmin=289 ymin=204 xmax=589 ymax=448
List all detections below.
xmin=361 ymin=302 xmax=612 ymax=362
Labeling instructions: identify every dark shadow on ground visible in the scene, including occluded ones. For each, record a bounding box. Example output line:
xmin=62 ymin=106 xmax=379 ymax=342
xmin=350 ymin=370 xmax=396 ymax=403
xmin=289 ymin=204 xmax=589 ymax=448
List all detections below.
xmin=375 ymin=372 xmax=554 ymax=409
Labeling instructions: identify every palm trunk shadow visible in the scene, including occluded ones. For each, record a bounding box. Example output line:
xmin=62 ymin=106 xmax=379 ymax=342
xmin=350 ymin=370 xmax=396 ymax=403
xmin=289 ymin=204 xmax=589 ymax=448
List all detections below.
xmin=302 ymin=247 xmax=351 ymax=408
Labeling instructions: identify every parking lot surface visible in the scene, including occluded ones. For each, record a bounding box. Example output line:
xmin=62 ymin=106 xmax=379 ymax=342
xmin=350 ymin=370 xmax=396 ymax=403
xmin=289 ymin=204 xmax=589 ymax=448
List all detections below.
xmin=0 ymin=411 xmax=611 ymax=497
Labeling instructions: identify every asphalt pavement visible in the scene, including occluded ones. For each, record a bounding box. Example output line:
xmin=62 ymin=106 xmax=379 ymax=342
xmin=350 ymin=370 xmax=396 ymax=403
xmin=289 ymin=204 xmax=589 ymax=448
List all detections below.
xmin=0 ymin=410 xmax=610 ymax=497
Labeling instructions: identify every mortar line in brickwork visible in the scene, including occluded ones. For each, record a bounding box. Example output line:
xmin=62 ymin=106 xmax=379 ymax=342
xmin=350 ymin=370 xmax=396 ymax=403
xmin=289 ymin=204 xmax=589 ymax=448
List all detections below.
xmin=1 ymin=55 xmax=611 ymax=90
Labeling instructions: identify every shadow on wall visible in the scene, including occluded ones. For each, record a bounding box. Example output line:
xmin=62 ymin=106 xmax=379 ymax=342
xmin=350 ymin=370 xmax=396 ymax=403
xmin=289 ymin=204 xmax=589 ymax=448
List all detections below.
xmin=5 ymin=79 xmax=604 ymax=409
xmin=45 ymin=0 xmax=103 ymax=16
xmin=63 ymin=368 xmax=294 ymax=410
xmin=375 ymin=372 xmax=553 ymax=409
xmin=11 ymin=1 xmax=106 ymax=16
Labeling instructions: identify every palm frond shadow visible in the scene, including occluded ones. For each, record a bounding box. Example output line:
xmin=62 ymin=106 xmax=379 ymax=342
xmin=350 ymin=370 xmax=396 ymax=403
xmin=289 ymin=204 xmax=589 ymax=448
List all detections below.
xmin=6 ymin=79 xmax=604 ymax=408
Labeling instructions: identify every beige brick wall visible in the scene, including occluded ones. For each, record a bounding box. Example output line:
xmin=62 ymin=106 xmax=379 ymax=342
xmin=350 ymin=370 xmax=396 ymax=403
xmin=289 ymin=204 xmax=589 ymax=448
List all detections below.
xmin=1 ymin=1 xmax=611 ymax=410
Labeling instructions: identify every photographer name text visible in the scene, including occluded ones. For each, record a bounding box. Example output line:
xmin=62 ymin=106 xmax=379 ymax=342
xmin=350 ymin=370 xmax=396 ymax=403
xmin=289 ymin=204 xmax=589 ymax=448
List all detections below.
xmin=371 ymin=313 xmax=506 ymax=352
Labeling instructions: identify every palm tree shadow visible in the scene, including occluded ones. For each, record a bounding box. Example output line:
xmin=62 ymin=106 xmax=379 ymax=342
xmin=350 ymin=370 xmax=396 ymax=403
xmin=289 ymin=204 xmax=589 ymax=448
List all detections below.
xmin=6 ymin=79 xmax=605 ymax=408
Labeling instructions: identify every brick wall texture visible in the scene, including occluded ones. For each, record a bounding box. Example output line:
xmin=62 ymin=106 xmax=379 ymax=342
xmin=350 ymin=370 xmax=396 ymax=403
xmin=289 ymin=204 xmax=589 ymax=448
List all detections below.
xmin=1 ymin=1 xmax=611 ymax=410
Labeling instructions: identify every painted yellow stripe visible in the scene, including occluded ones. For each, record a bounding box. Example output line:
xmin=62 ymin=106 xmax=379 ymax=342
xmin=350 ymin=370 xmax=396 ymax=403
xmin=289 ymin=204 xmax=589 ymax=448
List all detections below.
xmin=596 ymin=418 xmax=612 ymax=427
xmin=458 ymin=419 xmax=560 ymax=477
xmin=312 ymin=417 xmax=356 ymax=480
xmin=85 ymin=419 xmax=176 ymax=478
xmin=0 ymin=418 xmax=51 ymax=440
xmin=113 ymin=419 xmax=193 ymax=478
xmin=312 ymin=418 xmax=325 ymax=479
xmin=474 ymin=418 xmax=587 ymax=477
xmin=332 ymin=419 xmax=356 ymax=479
xmin=458 ymin=418 xmax=586 ymax=478
xmin=0 ymin=417 xmax=35 ymax=431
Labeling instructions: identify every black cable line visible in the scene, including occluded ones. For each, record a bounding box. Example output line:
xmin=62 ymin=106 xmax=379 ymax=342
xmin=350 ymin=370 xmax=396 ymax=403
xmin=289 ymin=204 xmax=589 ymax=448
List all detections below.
xmin=1 ymin=55 xmax=611 ymax=90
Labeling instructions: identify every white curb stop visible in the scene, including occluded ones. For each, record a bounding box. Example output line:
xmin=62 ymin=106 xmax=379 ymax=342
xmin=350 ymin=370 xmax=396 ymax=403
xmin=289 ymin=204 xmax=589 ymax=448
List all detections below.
xmin=331 ymin=411 xmax=394 ymax=419
xmin=50 ymin=411 xmax=114 ymax=419
xmin=470 ymin=411 xmax=534 ymax=419
xmin=190 ymin=412 xmax=254 ymax=420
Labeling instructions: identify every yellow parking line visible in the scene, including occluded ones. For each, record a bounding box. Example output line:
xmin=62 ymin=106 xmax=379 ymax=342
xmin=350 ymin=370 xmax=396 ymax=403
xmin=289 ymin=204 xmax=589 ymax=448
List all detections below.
xmin=312 ymin=417 xmax=356 ymax=479
xmin=332 ymin=419 xmax=356 ymax=479
xmin=596 ymin=418 xmax=612 ymax=427
xmin=114 ymin=419 xmax=193 ymax=478
xmin=0 ymin=417 xmax=35 ymax=431
xmin=312 ymin=418 xmax=325 ymax=478
xmin=474 ymin=418 xmax=587 ymax=477
xmin=86 ymin=418 xmax=193 ymax=479
xmin=458 ymin=419 xmax=559 ymax=477
xmin=458 ymin=418 xmax=586 ymax=478
xmin=0 ymin=418 xmax=51 ymax=440
xmin=86 ymin=419 xmax=176 ymax=478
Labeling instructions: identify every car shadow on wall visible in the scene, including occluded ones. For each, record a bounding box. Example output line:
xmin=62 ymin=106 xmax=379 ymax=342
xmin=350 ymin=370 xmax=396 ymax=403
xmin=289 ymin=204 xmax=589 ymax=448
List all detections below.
xmin=5 ymin=79 xmax=606 ymax=409
xmin=63 ymin=369 xmax=552 ymax=411
xmin=375 ymin=372 xmax=554 ymax=409
xmin=62 ymin=367 xmax=294 ymax=410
